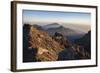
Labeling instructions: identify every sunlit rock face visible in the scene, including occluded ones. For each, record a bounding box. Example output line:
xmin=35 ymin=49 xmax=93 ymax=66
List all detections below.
xmin=23 ymin=24 xmax=64 ymax=61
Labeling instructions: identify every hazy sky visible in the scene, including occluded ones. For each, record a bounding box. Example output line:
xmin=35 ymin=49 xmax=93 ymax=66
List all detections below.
xmin=23 ymin=10 xmax=91 ymax=32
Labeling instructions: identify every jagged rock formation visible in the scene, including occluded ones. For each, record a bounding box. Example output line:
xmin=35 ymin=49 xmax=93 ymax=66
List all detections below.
xmin=23 ymin=24 xmax=64 ymax=62
xmin=52 ymin=32 xmax=90 ymax=60
xmin=75 ymin=31 xmax=91 ymax=57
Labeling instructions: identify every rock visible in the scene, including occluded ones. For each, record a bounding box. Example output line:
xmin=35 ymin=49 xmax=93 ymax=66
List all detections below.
xmin=27 ymin=25 xmax=64 ymax=61
xmin=75 ymin=31 xmax=91 ymax=57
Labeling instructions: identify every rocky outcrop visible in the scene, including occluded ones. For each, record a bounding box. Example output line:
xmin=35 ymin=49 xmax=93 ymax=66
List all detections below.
xmin=24 ymin=24 xmax=64 ymax=61
xmin=75 ymin=31 xmax=91 ymax=54
xmin=52 ymin=32 xmax=90 ymax=60
xmin=52 ymin=32 xmax=70 ymax=47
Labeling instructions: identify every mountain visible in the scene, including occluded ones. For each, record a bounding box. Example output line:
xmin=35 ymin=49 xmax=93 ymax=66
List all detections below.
xmin=23 ymin=24 xmax=90 ymax=62
xmin=52 ymin=32 xmax=90 ymax=60
xmin=42 ymin=23 xmax=85 ymax=42
xmin=42 ymin=23 xmax=61 ymax=29
xmin=23 ymin=24 xmax=64 ymax=62
xmin=47 ymin=26 xmax=83 ymax=36
xmin=75 ymin=31 xmax=91 ymax=54
xmin=32 ymin=23 xmax=85 ymax=37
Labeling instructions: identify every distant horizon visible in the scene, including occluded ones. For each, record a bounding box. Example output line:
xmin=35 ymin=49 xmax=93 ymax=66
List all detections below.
xmin=23 ymin=22 xmax=90 ymax=33
xmin=23 ymin=10 xmax=91 ymax=33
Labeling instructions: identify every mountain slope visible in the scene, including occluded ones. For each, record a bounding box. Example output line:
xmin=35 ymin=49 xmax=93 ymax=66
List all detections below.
xmin=75 ymin=31 xmax=91 ymax=54
xmin=47 ymin=26 xmax=76 ymax=35
xmin=23 ymin=24 xmax=91 ymax=62
xmin=52 ymin=32 xmax=90 ymax=60
xmin=23 ymin=24 xmax=64 ymax=62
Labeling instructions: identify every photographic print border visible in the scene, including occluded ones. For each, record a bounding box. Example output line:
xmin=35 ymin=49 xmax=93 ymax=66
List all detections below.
xmin=11 ymin=1 xmax=98 ymax=72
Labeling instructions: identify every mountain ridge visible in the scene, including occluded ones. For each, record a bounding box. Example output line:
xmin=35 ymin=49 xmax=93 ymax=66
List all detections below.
xmin=23 ymin=24 xmax=91 ymax=62
xmin=33 ymin=23 xmax=85 ymax=36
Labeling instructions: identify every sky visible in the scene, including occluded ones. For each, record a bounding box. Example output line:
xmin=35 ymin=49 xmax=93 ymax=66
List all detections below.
xmin=23 ymin=10 xmax=91 ymax=32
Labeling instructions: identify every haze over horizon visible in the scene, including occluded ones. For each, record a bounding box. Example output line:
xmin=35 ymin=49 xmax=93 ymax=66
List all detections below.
xmin=23 ymin=10 xmax=91 ymax=33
